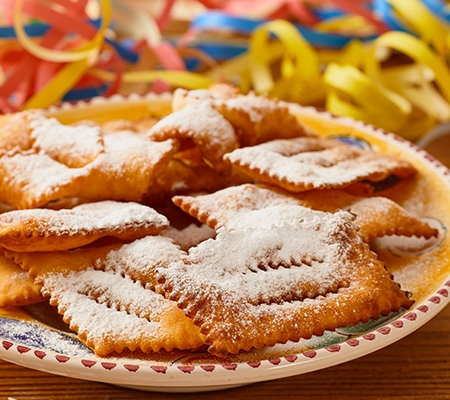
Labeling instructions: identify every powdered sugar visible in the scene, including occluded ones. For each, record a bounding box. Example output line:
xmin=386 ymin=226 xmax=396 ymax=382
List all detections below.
xmin=162 ymin=207 xmax=360 ymax=305
xmin=97 ymin=235 xmax=186 ymax=285
xmin=40 ymin=268 xmax=174 ymax=353
xmin=0 ymin=201 xmax=169 ymax=235
xmin=161 ymin=223 xmax=216 ymax=250
xmin=216 ymin=94 xmax=279 ymax=124
xmin=148 ymin=101 xmax=237 ymax=151
xmin=30 ymin=115 xmax=104 ymax=168
xmin=224 ymin=137 xmax=415 ymax=190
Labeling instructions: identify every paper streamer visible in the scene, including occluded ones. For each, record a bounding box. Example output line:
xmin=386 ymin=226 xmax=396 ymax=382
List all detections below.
xmin=1 ymin=0 xmax=450 ymax=141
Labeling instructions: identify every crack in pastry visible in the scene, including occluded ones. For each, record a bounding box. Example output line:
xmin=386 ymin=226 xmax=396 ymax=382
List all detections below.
xmin=223 ymin=137 xmax=416 ymax=193
xmin=156 ymin=207 xmax=413 ymax=357
xmin=173 ymin=183 xmax=438 ymax=243
xmin=0 ymin=201 xmax=169 ymax=252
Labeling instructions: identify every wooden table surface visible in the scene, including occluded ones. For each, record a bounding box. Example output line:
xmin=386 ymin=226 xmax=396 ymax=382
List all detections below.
xmin=1 ymin=301 xmax=450 ymax=400
xmin=2 ymin=136 xmax=450 ymax=400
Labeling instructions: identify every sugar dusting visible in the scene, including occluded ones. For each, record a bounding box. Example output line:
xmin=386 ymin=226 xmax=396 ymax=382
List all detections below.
xmin=0 ymin=201 xmax=169 ymax=235
xmin=161 ymin=223 xmax=216 ymax=250
xmin=163 ymin=207 xmax=360 ymax=305
xmin=148 ymin=101 xmax=237 ymax=150
xmin=30 ymin=115 xmax=104 ymax=168
xmin=224 ymin=137 xmax=414 ymax=189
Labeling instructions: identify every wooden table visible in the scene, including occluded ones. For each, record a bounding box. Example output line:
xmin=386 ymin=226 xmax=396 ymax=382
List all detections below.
xmin=1 ymin=301 xmax=450 ymax=400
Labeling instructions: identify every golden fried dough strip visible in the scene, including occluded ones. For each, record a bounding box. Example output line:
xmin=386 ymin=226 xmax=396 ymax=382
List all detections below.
xmin=143 ymin=158 xmax=230 ymax=206
xmin=0 ymin=254 xmax=44 ymax=307
xmin=171 ymin=84 xmax=239 ymax=111
xmin=224 ymin=137 xmax=416 ymax=193
xmin=172 ymin=86 xmax=311 ymax=146
xmin=173 ymin=183 xmax=300 ymax=229
xmin=0 ymin=112 xmax=105 ymax=168
xmin=173 ymin=184 xmax=438 ymax=242
xmin=147 ymin=101 xmax=237 ymax=172
xmin=0 ymin=128 xmax=177 ymax=209
xmin=7 ymin=240 xmax=205 ymax=356
xmin=76 ymin=132 xmax=178 ymax=203
xmin=157 ymin=208 xmax=412 ymax=357
xmin=0 ymin=201 xmax=169 ymax=252
xmin=329 ymin=195 xmax=438 ymax=242
xmin=213 ymin=93 xmax=312 ymax=146
xmin=0 ymin=153 xmax=90 ymax=209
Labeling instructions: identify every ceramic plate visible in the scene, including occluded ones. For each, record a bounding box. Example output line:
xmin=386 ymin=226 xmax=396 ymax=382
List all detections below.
xmin=0 ymin=95 xmax=449 ymax=393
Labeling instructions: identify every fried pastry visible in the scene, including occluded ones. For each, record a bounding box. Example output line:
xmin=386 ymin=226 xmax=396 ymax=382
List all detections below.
xmin=173 ymin=183 xmax=438 ymax=243
xmin=157 ymin=207 xmax=413 ymax=357
xmin=143 ymin=158 xmax=230 ymax=206
xmin=212 ymin=92 xmax=312 ymax=146
xmin=0 ymin=153 xmax=90 ymax=210
xmin=6 ymin=236 xmax=205 ymax=356
xmin=0 ymin=85 xmax=441 ymax=362
xmin=172 ymin=85 xmax=311 ymax=147
xmin=147 ymin=101 xmax=237 ymax=172
xmin=0 ymin=254 xmax=44 ymax=307
xmin=0 ymin=130 xmax=178 ymax=209
xmin=0 ymin=201 xmax=169 ymax=252
xmin=30 ymin=114 xmax=105 ymax=168
xmin=75 ymin=132 xmax=178 ymax=203
xmin=171 ymin=84 xmax=239 ymax=112
xmin=224 ymin=137 xmax=416 ymax=193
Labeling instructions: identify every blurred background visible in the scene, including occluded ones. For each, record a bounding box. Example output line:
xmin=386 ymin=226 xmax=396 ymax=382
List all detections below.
xmin=1 ymin=0 xmax=450 ymax=157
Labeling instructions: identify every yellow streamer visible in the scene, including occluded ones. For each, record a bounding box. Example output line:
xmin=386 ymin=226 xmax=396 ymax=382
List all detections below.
xmin=323 ymin=63 xmax=410 ymax=132
xmin=9 ymin=1 xmax=450 ymax=142
xmin=387 ymin=0 xmax=450 ymax=56
xmin=24 ymin=59 xmax=89 ymax=109
xmin=92 ymin=69 xmax=214 ymax=90
xmin=16 ymin=0 xmax=112 ymax=110
xmin=248 ymin=19 xmax=325 ymax=104
xmin=13 ymin=0 xmax=111 ymax=63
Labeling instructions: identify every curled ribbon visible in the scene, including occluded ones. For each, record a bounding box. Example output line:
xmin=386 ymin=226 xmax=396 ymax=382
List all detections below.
xmin=1 ymin=0 xmax=450 ymax=141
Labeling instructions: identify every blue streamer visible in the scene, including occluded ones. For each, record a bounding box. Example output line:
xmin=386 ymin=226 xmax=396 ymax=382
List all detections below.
xmin=421 ymin=0 xmax=450 ymax=22
xmin=189 ymin=10 xmax=375 ymax=51
xmin=0 ymin=19 xmax=138 ymax=64
xmin=62 ymin=84 xmax=108 ymax=101
xmin=372 ymin=0 xmax=411 ymax=32
xmin=0 ymin=23 xmax=49 ymax=38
